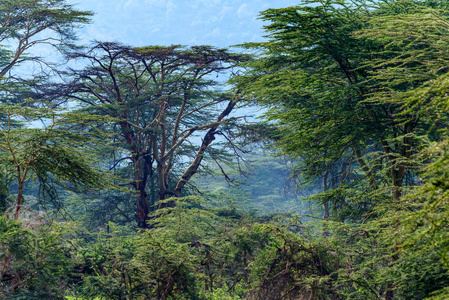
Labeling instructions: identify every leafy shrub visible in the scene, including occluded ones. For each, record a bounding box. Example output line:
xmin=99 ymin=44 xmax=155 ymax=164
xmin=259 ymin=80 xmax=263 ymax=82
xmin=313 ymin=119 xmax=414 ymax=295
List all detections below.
xmin=0 ymin=215 xmax=78 ymax=299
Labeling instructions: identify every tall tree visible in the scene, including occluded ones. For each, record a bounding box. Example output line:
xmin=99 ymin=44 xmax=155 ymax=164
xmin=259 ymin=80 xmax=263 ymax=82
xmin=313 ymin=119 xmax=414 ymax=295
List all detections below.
xmin=0 ymin=0 xmax=93 ymax=214
xmin=50 ymin=42 xmax=248 ymax=228
xmin=233 ymin=1 xmax=449 ymax=299
xmin=233 ymin=0 xmax=443 ymax=214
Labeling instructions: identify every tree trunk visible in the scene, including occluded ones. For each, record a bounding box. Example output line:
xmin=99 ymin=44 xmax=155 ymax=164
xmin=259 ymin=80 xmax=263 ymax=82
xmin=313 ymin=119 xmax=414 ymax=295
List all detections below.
xmin=157 ymin=160 xmax=176 ymax=209
xmin=14 ymin=180 xmax=24 ymax=220
xmin=380 ymin=137 xmax=410 ymax=201
xmin=133 ymin=153 xmax=153 ymax=229
xmin=385 ymin=283 xmax=394 ymax=300
xmin=391 ymin=167 xmax=404 ymax=201
xmin=135 ymin=180 xmax=150 ymax=229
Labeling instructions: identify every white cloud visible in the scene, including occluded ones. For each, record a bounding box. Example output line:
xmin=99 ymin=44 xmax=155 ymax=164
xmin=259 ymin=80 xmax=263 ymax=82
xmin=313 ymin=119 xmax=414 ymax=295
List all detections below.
xmin=190 ymin=18 xmax=203 ymax=26
xmin=166 ymin=1 xmax=177 ymax=17
xmin=237 ymin=4 xmax=251 ymax=19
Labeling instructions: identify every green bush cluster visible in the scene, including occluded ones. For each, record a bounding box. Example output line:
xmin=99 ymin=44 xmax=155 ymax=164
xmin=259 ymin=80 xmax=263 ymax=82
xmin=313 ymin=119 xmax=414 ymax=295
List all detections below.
xmin=0 ymin=199 xmax=339 ymax=299
xmin=2 ymin=194 xmax=449 ymax=299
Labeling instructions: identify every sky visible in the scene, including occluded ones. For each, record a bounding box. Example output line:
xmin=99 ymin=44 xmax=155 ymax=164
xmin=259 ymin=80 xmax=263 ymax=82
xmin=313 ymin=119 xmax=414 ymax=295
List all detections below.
xmin=68 ymin=0 xmax=298 ymax=48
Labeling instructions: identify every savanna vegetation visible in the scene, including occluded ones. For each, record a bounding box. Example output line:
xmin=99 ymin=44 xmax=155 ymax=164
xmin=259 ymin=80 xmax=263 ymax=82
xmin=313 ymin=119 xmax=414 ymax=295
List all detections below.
xmin=1 ymin=0 xmax=449 ymax=299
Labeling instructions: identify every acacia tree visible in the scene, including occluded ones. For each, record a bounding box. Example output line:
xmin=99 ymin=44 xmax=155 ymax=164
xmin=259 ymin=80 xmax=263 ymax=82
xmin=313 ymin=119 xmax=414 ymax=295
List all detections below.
xmin=0 ymin=0 xmax=94 ymax=214
xmin=233 ymin=0 xmax=444 ymax=214
xmin=233 ymin=1 xmax=449 ymax=299
xmin=0 ymin=0 xmax=92 ymax=79
xmin=51 ymin=42 xmax=247 ymax=228
xmin=234 ymin=2 xmax=379 ymax=212
xmin=0 ymin=103 xmax=113 ymax=219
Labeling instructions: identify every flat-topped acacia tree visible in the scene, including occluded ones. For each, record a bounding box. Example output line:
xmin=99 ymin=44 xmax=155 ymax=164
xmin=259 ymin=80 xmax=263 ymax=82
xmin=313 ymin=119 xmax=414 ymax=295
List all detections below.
xmin=53 ymin=42 xmax=248 ymax=228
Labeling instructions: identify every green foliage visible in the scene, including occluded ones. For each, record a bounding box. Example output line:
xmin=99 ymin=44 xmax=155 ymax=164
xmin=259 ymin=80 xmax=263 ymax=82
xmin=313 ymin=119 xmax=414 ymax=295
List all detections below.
xmin=233 ymin=0 xmax=375 ymax=171
xmin=0 ymin=102 xmax=119 ymax=219
xmin=2 ymin=0 xmax=449 ymax=299
xmin=64 ymin=192 xmax=136 ymax=230
xmin=0 ymin=216 xmax=79 ymax=299
xmin=0 ymin=0 xmax=92 ymax=75
xmin=56 ymin=198 xmax=338 ymax=299
xmin=231 ymin=0 xmax=449 ymax=298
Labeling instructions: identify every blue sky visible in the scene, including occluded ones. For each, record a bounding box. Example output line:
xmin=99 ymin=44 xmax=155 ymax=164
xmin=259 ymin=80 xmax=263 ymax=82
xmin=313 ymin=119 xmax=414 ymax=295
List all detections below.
xmin=69 ymin=0 xmax=298 ymax=47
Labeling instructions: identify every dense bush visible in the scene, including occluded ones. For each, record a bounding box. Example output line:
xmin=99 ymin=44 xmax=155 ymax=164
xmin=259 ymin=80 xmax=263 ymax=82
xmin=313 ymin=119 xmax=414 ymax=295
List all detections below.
xmin=0 ymin=215 xmax=77 ymax=299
